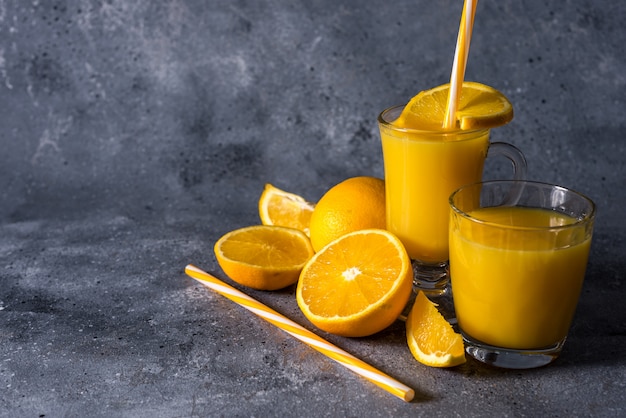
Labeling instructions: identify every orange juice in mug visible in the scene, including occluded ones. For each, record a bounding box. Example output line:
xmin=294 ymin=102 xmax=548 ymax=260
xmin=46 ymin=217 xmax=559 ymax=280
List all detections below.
xmin=378 ymin=84 xmax=526 ymax=293
xmin=449 ymin=180 xmax=596 ymax=369
xmin=380 ymin=123 xmax=490 ymax=264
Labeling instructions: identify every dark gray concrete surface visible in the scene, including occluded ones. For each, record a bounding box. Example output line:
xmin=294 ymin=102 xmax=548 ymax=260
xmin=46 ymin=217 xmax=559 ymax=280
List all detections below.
xmin=1 ymin=1 xmax=624 ymax=416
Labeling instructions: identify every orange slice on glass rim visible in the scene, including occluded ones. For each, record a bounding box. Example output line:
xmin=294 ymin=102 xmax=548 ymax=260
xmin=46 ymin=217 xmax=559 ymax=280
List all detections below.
xmin=395 ymin=81 xmax=514 ymax=131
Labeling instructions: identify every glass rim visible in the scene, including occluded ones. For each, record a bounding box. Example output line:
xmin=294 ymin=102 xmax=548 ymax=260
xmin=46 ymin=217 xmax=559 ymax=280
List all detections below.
xmin=449 ymin=179 xmax=597 ymax=231
xmin=378 ymin=104 xmax=491 ymax=136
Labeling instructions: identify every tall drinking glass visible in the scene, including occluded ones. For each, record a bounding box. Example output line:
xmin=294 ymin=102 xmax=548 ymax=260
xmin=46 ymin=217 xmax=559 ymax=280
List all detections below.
xmin=449 ymin=180 xmax=596 ymax=368
xmin=378 ymin=105 xmax=526 ymax=294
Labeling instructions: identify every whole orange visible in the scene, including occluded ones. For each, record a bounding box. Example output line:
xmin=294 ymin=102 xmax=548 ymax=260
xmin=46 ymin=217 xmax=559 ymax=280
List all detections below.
xmin=309 ymin=176 xmax=386 ymax=252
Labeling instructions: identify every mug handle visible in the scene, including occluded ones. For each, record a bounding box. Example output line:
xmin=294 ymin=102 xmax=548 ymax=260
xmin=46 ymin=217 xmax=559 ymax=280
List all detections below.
xmin=488 ymin=142 xmax=527 ymax=181
xmin=487 ymin=142 xmax=528 ymax=205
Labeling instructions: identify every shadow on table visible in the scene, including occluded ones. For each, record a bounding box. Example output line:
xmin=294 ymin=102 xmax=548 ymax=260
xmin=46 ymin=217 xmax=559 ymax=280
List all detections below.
xmin=558 ymin=249 xmax=626 ymax=368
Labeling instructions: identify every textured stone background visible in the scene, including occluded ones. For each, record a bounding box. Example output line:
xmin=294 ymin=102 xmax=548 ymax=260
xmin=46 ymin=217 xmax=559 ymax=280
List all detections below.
xmin=1 ymin=0 xmax=623 ymax=226
xmin=1 ymin=1 xmax=624 ymax=416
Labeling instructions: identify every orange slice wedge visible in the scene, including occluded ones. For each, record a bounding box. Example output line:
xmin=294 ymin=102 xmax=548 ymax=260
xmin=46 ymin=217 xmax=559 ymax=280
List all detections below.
xmin=296 ymin=229 xmax=413 ymax=337
xmin=406 ymin=291 xmax=466 ymax=367
xmin=396 ymin=81 xmax=513 ymax=131
xmin=259 ymin=184 xmax=315 ymax=236
xmin=214 ymin=225 xmax=314 ymax=291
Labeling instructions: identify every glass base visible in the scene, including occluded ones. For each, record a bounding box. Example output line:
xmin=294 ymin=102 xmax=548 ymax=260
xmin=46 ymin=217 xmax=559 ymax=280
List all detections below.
xmin=399 ymin=283 xmax=457 ymax=324
xmin=412 ymin=259 xmax=449 ymax=295
xmin=463 ymin=333 xmax=566 ymax=369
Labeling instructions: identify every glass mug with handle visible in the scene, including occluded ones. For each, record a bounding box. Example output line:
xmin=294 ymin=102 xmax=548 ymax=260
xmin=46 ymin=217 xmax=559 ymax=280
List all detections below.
xmin=378 ymin=104 xmax=527 ymax=293
xmin=449 ymin=180 xmax=595 ymax=368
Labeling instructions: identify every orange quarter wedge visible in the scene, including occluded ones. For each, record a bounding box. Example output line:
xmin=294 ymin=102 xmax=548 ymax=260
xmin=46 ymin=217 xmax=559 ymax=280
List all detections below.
xmin=406 ymin=291 xmax=466 ymax=367
xmin=259 ymin=184 xmax=315 ymax=236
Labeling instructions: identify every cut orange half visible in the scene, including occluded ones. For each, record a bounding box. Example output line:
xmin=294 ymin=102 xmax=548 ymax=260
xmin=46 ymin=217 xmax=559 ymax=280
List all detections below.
xmin=406 ymin=291 xmax=466 ymax=367
xmin=395 ymin=81 xmax=514 ymax=131
xmin=214 ymin=225 xmax=314 ymax=291
xmin=259 ymin=183 xmax=315 ymax=236
xmin=296 ymin=229 xmax=413 ymax=337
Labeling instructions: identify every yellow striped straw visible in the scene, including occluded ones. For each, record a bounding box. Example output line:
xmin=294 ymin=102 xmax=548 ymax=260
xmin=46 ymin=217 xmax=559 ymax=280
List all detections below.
xmin=185 ymin=264 xmax=415 ymax=402
xmin=443 ymin=0 xmax=478 ymax=129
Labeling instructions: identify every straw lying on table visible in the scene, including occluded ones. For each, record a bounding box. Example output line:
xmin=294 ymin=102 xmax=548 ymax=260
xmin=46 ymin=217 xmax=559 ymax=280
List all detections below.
xmin=443 ymin=0 xmax=478 ymax=129
xmin=184 ymin=264 xmax=415 ymax=402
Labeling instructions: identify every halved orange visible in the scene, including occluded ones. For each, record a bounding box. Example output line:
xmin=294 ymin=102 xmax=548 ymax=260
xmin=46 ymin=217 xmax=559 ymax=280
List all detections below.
xmin=214 ymin=225 xmax=314 ymax=291
xmin=296 ymin=229 xmax=413 ymax=337
xmin=395 ymin=81 xmax=514 ymax=131
xmin=406 ymin=291 xmax=466 ymax=367
xmin=259 ymin=183 xmax=315 ymax=236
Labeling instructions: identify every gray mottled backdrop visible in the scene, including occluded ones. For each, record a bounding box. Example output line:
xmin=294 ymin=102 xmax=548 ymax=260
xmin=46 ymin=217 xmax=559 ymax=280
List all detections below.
xmin=2 ymin=1 xmax=623 ymax=227
xmin=1 ymin=1 xmax=625 ymax=416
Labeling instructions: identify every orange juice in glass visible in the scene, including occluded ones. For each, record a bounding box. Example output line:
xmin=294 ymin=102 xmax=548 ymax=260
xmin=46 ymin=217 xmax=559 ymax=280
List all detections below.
xmin=377 ymin=87 xmax=526 ymax=293
xmin=449 ymin=180 xmax=596 ymax=368
xmin=380 ymin=120 xmax=489 ymax=263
